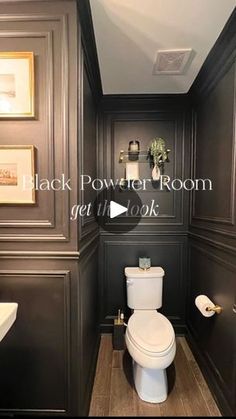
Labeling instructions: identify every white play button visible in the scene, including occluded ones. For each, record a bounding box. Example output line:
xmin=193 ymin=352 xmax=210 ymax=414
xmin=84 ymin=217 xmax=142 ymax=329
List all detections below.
xmin=93 ymin=186 xmax=142 ymax=233
xmin=110 ymin=200 xmax=127 ymax=219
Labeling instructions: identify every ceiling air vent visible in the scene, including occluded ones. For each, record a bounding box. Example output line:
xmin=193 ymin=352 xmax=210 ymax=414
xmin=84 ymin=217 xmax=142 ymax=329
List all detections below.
xmin=153 ymin=49 xmax=193 ymax=75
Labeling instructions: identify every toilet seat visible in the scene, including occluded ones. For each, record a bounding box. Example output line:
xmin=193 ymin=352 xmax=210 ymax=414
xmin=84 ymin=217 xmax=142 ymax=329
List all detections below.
xmin=125 ymin=311 xmax=176 ymax=369
xmin=127 ymin=311 xmax=175 ymax=355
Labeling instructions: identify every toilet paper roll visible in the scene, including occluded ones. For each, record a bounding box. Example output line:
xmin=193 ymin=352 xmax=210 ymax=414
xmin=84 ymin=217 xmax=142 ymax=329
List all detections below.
xmin=195 ymin=295 xmax=215 ymax=317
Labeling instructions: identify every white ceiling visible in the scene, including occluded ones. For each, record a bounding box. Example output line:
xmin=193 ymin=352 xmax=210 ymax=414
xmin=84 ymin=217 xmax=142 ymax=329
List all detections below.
xmin=90 ymin=0 xmax=236 ymax=94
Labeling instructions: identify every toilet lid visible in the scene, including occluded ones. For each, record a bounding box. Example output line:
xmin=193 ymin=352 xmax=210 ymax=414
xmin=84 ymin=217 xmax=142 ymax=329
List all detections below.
xmin=127 ymin=311 xmax=174 ymax=354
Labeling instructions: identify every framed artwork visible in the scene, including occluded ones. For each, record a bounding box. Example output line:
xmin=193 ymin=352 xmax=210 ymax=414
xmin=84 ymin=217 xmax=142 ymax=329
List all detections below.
xmin=0 ymin=52 xmax=34 ymax=118
xmin=0 ymin=146 xmax=36 ymax=204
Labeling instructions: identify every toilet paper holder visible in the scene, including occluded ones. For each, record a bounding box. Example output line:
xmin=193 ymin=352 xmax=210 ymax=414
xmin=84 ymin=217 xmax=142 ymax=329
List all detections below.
xmin=206 ymin=305 xmax=222 ymax=314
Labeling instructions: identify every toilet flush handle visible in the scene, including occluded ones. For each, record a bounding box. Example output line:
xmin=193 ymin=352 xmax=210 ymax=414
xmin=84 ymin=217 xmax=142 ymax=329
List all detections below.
xmin=127 ymin=279 xmax=134 ymax=285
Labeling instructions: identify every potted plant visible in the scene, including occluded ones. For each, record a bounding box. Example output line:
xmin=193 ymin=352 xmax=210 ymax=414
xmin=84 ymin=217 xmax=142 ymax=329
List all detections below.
xmin=148 ymin=137 xmax=170 ymax=180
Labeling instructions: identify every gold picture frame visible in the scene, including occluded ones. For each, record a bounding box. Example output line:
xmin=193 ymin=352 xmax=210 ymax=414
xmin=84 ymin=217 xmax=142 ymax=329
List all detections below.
xmin=0 ymin=52 xmax=34 ymax=118
xmin=0 ymin=145 xmax=36 ymax=204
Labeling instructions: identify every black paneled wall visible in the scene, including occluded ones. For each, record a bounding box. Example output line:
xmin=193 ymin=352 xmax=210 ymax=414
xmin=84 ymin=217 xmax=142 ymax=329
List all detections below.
xmin=0 ymin=1 xmax=99 ymax=416
xmin=0 ymin=1 xmax=235 ymax=417
xmin=98 ymin=96 xmax=191 ymax=333
xmin=188 ymin=12 xmax=236 ymax=416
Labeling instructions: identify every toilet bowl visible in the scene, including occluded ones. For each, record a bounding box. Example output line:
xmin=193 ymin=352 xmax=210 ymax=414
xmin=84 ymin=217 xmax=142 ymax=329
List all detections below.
xmin=125 ymin=267 xmax=176 ymax=403
xmin=125 ymin=310 xmax=176 ymax=403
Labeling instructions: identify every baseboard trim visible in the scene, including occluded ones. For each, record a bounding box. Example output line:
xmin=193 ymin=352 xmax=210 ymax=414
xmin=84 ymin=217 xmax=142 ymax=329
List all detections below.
xmin=186 ymin=327 xmax=234 ymax=417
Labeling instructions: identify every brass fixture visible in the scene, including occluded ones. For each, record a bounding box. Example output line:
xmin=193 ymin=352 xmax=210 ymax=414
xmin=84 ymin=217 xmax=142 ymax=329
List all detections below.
xmin=119 ymin=150 xmax=124 ymax=163
xmin=206 ymin=305 xmax=222 ymax=314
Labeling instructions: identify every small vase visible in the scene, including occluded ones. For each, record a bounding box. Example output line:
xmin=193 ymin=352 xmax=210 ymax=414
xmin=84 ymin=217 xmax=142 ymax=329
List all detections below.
xmin=152 ymin=165 xmax=160 ymax=180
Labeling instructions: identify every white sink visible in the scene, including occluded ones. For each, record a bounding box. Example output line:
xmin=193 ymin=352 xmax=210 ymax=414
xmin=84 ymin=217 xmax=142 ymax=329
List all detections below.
xmin=0 ymin=303 xmax=18 ymax=342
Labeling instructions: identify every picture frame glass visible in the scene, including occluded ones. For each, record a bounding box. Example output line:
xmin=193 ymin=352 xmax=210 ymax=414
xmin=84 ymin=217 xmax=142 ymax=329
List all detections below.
xmin=0 ymin=52 xmax=34 ymax=117
xmin=0 ymin=146 xmax=35 ymax=204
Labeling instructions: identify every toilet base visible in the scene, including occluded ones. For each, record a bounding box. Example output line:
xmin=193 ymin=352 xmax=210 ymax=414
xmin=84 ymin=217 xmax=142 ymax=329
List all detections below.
xmin=133 ymin=360 xmax=168 ymax=403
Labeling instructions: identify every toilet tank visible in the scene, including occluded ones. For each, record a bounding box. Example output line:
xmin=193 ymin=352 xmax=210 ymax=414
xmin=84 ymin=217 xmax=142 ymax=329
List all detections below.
xmin=125 ymin=267 xmax=165 ymax=309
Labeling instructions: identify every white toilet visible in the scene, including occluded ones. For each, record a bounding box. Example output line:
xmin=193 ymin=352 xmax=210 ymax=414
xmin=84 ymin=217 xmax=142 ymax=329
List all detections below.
xmin=125 ymin=267 xmax=176 ymax=403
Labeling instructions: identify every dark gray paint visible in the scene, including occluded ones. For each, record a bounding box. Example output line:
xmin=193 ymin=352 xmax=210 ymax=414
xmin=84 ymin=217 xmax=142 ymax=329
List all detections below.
xmin=98 ymin=99 xmax=190 ymax=333
xmin=79 ymin=241 xmax=100 ymax=415
xmin=0 ymin=3 xmax=78 ymax=250
xmin=79 ymin=60 xmax=99 ymax=240
xmin=189 ymin=59 xmax=236 ymax=416
xmin=99 ymin=235 xmax=187 ymax=333
xmin=0 ymin=1 xmax=99 ymax=416
xmin=0 ymin=0 xmax=235 ymax=417
xmin=0 ymin=271 xmax=70 ymax=412
xmin=188 ymin=245 xmax=235 ymax=403
xmin=192 ymin=64 xmax=236 ymax=226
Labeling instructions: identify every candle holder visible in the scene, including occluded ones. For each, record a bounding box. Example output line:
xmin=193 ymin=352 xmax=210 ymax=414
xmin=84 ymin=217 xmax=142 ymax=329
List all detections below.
xmin=139 ymin=257 xmax=151 ymax=270
xmin=128 ymin=140 xmax=140 ymax=161
xmin=129 ymin=140 xmax=140 ymax=153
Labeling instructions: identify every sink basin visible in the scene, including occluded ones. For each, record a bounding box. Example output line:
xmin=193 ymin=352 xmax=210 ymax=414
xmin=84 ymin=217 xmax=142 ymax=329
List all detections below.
xmin=0 ymin=303 xmax=18 ymax=342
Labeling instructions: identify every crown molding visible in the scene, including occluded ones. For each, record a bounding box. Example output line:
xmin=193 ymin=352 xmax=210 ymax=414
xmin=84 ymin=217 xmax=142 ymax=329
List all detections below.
xmin=100 ymin=93 xmax=190 ymax=111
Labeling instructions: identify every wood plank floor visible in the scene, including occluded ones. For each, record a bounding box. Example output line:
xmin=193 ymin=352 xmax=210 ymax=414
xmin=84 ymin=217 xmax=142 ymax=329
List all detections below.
xmin=89 ymin=335 xmax=221 ymax=417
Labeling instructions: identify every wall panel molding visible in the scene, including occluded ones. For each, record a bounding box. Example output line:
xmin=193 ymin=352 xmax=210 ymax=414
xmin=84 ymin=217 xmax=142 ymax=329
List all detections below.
xmin=79 ymin=232 xmax=99 ymax=257
xmin=0 ymin=14 xmax=71 ymax=243
xmin=0 ymin=251 xmax=80 ymax=259
xmin=186 ymin=329 xmax=234 ymax=417
xmin=189 ymin=242 xmax=236 ymax=273
xmin=60 ymin=13 xmax=70 ymax=242
xmin=78 ymin=238 xmax=99 ymax=415
xmin=188 ymin=10 xmax=236 ymax=416
xmin=100 ymin=231 xmax=188 ymax=236
xmin=189 ymin=232 xmax=236 ymax=256
xmin=0 ymin=2 xmax=98 ymax=416
xmin=0 ymin=269 xmax=71 ymax=414
xmin=188 ymin=243 xmax=236 ymax=416
xmin=78 ymin=51 xmax=98 ymax=241
xmin=100 ymin=109 xmax=188 ymax=229
xmin=190 ymin=224 xmax=236 ymax=240
xmin=191 ymin=69 xmax=236 ymax=227
xmin=99 ymin=238 xmax=186 ymax=330
xmin=0 ymin=29 xmax=55 ymax=230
